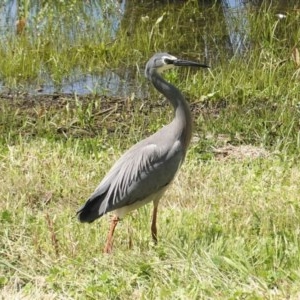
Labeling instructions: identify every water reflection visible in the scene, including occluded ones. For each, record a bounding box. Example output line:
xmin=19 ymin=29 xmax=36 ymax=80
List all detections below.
xmin=0 ymin=0 xmax=125 ymax=38
xmin=30 ymin=69 xmax=146 ymax=98
xmin=0 ymin=0 xmax=17 ymax=34
xmin=221 ymin=0 xmax=249 ymax=55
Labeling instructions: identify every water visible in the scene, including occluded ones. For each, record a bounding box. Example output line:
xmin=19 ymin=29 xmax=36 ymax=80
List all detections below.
xmin=29 ymin=69 xmax=146 ymax=99
xmin=0 ymin=0 xmax=16 ymax=35
xmin=0 ymin=0 xmax=298 ymax=96
xmin=221 ymin=0 xmax=249 ymax=55
xmin=0 ymin=0 xmax=125 ymax=38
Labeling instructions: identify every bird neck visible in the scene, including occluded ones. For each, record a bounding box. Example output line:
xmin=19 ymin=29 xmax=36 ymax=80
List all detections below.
xmin=150 ymin=71 xmax=192 ymax=152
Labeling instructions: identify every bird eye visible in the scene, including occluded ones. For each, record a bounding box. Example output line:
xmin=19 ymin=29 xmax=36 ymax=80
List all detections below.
xmin=164 ymin=58 xmax=174 ymax=65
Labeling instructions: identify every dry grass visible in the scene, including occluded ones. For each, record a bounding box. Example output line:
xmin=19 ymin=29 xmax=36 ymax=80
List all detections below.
xmin=212 ymin=144 xmax=269 ymax=160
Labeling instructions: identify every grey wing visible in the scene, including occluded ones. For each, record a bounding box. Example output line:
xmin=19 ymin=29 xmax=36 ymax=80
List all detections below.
xmin=77 ymin=140 xmax=183 ymax=223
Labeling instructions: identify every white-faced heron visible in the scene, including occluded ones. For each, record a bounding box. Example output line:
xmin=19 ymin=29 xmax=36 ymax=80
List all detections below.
xmin=77 ymin=53 xmax=209 ymax=253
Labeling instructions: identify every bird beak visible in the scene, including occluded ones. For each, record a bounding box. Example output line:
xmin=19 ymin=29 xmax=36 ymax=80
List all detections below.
xmin=173 ymin=59 xmax=209 ymax=68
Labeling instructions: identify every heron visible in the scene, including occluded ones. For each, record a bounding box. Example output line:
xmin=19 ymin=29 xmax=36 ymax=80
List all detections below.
xmin=76 ymin=53 xmax=209 ymax=253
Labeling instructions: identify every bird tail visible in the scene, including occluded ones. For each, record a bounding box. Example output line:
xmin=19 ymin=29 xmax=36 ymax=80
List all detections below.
xmin=76 ymin=193 xmax=106 ymax=223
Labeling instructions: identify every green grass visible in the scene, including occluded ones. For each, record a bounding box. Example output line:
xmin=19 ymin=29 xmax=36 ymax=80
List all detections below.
xmin=1 ymin=139 xmax=300 ymax=299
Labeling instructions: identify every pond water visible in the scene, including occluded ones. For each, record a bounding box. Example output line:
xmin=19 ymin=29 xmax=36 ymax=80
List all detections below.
xmin=0 ymin=0 xmax=125 ymax=37
xmin=26 ymin=68 xmax=145 ymax=98
xmin=0 ymin=0 xmax=298 ymax=96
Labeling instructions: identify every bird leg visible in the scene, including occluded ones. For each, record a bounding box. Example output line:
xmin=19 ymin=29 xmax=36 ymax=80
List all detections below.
xmin=151 ymin=204 xmax=159 ymax=244
xmin=103 ymin=215 xmax=119 ymax=254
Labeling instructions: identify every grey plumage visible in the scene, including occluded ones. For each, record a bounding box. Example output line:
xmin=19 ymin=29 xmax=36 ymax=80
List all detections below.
xmin=76 ymin=53 xmax=208 ymax=252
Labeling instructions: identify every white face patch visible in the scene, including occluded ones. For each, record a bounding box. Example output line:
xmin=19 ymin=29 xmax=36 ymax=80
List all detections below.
xmin=162 ymin=54 xmax=177 ymax=61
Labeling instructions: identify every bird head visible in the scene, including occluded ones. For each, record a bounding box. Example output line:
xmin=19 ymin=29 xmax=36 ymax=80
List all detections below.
xmin=145 ymin=52 xmax=209 ymax=79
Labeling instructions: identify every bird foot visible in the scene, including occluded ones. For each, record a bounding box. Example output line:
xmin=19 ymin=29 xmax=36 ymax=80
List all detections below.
xmin=103 ymin=244 xmax=113 ymax=254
